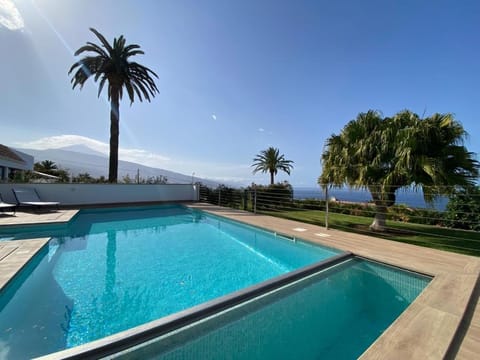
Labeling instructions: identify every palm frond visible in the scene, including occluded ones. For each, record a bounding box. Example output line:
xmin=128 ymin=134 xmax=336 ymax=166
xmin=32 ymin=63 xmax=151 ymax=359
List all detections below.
xmin=252 ymin=147 xmax=294 ymax=184
xmin=89 ymin=28 xmax=113 ymax=53
xmin=69 ymin=28 xmax=159 ymax=103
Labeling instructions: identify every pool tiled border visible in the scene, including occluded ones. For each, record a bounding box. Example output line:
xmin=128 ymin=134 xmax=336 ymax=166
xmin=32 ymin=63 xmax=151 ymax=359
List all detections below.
xmin=0 ymin=204 xmax=479 ymax=359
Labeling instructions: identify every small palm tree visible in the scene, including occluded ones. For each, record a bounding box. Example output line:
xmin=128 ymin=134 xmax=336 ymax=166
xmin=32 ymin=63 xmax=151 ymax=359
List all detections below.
xmin=69 ymin=28 xmax=159 ymax=182
xmin=252 ymin=147 xmax=294 ymax=185
xmin=35 ymin=160 xmax=58 ymax=173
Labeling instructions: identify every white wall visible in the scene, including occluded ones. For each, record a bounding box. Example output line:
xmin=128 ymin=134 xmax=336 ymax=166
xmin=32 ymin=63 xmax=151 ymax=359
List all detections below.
xmin=0 ymin=183 xmax=199 ymax=206
xmin=12 ymin=149 xmax=34 ymax=170
xmin=0 ymin=148 xmax=34 ymax=172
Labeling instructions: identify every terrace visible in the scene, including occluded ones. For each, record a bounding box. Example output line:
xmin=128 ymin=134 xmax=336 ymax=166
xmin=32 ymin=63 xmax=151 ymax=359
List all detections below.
xmin=0 ymin=203 xmax=478 ymax=359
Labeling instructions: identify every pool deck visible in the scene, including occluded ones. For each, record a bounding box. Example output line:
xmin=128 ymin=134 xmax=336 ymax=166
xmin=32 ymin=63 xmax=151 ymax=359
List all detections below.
xmin=0 ymin=209 xmax=78 ymax=227
xmin=0 ymin=210 xmax=78 ymax=292
xmin=0 ymin=204 xmax=479 ymax=359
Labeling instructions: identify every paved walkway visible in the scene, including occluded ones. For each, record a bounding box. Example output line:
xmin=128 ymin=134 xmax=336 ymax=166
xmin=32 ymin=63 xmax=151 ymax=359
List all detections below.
xmin=0 ymin=209 xmax=78 ymax=227
xmin=0 ymin=238 xmax=49 ymax=291
xmin=0 ymin=204 xmax=478 ymax=359
xmin=0 ymin=209 xmax=78 ymax=292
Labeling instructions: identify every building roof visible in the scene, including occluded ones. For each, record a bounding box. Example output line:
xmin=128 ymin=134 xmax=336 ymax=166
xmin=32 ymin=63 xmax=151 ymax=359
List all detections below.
xmin=0 ymin=144 xmax=26 ymax=164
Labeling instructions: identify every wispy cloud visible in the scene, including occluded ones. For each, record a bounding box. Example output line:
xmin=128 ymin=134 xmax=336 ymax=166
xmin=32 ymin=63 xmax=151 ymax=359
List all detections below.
xmin=191 ymin=163 xmax=254 ymax=186
xmin=17 ymin=135 xmax=171 ymax=167
xmin=258 ymin=128 xmax=265 ymax=132
xmin=19 ymin=135 xmax=109 ymax=153
xmin=211 ymin=114 xmax=217 ymax=120
xmin=0 ymin=0 xmax=24 ymax=30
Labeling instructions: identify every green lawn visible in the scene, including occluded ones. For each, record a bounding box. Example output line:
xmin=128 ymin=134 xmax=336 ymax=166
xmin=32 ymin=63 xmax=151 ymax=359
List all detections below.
xmin=261 ymin=209 xmax=480 ymax=257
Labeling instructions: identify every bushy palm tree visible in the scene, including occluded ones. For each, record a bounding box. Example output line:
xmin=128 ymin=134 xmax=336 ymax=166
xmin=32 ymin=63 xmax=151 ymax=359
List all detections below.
xmin=33 ymin=160 xmax=70 ymax=182
xmin=35 ymin=160 xmax=58 ymax=173
xmin=69 ymin=28 xmax=159 ymax=182
xmin=252 ymin=147 xmax=294 ymax=185
xmin=319 ymin=110 xmax=479 ymax=231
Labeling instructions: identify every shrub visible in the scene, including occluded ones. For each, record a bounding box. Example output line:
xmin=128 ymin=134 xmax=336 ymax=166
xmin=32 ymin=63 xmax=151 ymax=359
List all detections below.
xmin=249 ymin=182 xmax=293 ymax=210
xmin=445 ymin=187 xmax=480 ymax=231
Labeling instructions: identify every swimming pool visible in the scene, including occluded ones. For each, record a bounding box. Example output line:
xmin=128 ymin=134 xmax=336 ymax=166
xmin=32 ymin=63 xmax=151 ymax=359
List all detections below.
xmin=0 ymin=205 xmax=342 ymax=359
xmin=112 ymin=257 xmax=431 ymax=360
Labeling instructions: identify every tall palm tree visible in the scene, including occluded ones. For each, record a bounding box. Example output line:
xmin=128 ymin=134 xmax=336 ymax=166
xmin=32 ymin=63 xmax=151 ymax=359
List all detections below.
xmin=252 ymin=147 xmax=294 ymax=185
xmin=319 ymin=110 xmax=479 ymax=231
xmin=69 ymin=28 xmax=159 ymax=182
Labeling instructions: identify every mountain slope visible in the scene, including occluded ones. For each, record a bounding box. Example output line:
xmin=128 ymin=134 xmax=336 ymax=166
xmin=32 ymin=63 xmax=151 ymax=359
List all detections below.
xmin=17 ymin=147 xmax=219 ymax=186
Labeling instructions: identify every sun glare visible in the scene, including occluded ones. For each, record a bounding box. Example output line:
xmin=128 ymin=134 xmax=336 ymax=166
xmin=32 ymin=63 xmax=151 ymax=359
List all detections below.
xmin=0 ymin=0 xmax=24 ymax=30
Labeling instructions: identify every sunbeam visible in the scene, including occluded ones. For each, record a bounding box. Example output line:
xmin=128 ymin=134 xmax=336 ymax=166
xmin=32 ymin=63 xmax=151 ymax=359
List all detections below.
xmin=29 ymin=0 xmax=141 ymax=150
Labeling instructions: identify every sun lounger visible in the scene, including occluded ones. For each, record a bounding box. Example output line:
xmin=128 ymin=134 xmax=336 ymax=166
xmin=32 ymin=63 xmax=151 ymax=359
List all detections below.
xmin=0 ymin=193 xmax=16 ymax=215
xmin=12 ymin=188 xmax=60 ymax=211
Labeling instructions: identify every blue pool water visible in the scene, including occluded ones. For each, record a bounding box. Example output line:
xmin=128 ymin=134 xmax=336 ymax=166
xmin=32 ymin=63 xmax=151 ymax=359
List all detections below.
xmin=117 ymin=258 xmax=431 ymax=360
xmin=0 ymin=205 xmax=340 ymax=359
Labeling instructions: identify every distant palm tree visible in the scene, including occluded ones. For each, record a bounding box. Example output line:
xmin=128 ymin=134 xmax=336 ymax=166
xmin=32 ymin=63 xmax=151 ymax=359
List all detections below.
xmin=252 ymin=147 xmax=294 ymax=185
xmin=69 ymin=28 xmax=159 ymax=182
xmin=35 ymin=160 xmax=58 ymax=173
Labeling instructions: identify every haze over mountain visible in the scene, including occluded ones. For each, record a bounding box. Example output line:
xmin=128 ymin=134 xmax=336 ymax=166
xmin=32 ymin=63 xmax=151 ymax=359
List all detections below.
xmin=17 ymin=146 xmax=220 ymax=187
xmin=55 ymin=144 xmax=107 ymax=157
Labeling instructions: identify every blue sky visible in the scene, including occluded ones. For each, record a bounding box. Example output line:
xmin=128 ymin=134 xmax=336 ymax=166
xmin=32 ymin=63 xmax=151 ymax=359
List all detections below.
xmin=1 ymin=0 xmax=479 ymax=187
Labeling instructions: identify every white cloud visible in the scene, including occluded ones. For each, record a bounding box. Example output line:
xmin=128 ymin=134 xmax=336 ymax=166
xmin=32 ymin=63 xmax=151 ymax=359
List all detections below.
xmin=258 ymin=128 xmax=265 ymax=132
xmin=0 ymin=0 xmax=24 ymax=30
xmin=17 ymin=135 xmax=171 ymax=168
xmin=19 ymin=135 xmax=109 ymax=153
xmin=211 ymin=114 xmax=217 ymax=120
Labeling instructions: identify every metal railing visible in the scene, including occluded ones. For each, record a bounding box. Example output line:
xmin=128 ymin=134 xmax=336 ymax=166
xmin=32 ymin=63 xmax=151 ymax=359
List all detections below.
xmin=198 ymin=183 xmax=480 ymax=256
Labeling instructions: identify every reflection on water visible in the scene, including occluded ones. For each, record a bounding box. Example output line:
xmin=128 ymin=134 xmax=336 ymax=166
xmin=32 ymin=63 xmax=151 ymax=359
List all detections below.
xmin=106 ymin=230 xmax=117 ymax=296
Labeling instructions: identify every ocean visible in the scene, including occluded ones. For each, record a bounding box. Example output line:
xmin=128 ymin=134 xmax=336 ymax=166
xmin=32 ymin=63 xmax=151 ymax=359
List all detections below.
xmin=293 ymin=187 xmax=448 ymax=211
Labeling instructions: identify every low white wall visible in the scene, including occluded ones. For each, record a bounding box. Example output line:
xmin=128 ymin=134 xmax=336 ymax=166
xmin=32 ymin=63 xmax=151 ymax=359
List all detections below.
xmin=0 ymin=183 xmax=199 ymax=206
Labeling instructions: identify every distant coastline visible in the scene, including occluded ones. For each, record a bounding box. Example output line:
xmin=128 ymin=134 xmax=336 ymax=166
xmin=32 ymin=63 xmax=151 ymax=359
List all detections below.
xmin=293 ymin=187 xmax=448 ymax=211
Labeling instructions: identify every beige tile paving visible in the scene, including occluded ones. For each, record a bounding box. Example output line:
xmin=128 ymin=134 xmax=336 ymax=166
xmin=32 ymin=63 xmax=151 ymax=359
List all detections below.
xmin=453 ymin=283 xmax=480 ymax=360
xmin=0 ymin=239 xmax=49 ymax=291
xmin=0 ymin=210 xmax=78 ymax=291
xmin=187 ymin=203 xmax=480 ymax=360
xmin=0 ymin=209 xmax=78 ymax=227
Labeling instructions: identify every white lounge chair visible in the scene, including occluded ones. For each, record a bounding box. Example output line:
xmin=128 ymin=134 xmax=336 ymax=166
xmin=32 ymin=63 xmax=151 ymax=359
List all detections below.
xmin=0 ymin=193 xmax=16 ymax=215
xmin=12 ymin=188 xmax=60 ymax=211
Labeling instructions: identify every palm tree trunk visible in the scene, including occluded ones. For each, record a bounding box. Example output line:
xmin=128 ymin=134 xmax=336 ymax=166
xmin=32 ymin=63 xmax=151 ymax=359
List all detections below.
xmin=369 ymin=186 xmax=387 ymax=232
xmin=370 ymin=202 xmax=387 ymax=231
xmin=109 ymin=94 xmax=120 ymax=183
xmin=270 ymin=171 xmax=274 ymax=185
